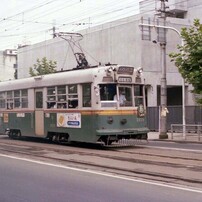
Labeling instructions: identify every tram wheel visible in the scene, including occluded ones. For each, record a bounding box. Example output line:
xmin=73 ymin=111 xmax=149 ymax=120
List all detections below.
xmin=8 ymin=130 xmax=21 ymax=139
xmin=103 ymin=139 xmax=113 ymax=146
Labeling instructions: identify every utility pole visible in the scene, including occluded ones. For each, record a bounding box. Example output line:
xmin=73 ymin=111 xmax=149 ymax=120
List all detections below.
xmin=139 ymin=1 xmax=186 ymax=139
xmin=52 ymin=20 xmax=57 ymax=38
xmin=52 ymin=26 xmax=57 ymax=38
xmin=159 ymin=0 xmax=168 ymax=139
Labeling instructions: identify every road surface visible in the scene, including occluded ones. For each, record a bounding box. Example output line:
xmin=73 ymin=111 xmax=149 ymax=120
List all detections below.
xmin=0 ymin=154 xmax=202 ymax=202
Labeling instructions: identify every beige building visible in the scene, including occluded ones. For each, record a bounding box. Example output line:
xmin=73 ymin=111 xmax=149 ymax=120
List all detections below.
xmin=0 ymin=49 xmax=17 ymax=81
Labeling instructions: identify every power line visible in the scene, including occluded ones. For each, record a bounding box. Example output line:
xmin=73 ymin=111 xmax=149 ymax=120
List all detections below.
xmin=0 ymin=0 xmax=196 ymax=49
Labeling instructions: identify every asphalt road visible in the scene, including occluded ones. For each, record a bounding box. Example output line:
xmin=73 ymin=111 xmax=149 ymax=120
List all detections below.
xmin=0 ymin=154 xmax=202 ymax=202
xmin=146 ymin=141 xmax=202 ymax=152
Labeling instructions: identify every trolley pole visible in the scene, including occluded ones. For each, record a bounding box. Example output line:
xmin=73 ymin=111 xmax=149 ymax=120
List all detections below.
xmin=159 ymin=0 xmax=168 ymax=139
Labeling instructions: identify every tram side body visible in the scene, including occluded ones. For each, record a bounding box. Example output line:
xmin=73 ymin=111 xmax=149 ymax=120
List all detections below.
xmin=0 ymin=65 xmax=149 ymax=145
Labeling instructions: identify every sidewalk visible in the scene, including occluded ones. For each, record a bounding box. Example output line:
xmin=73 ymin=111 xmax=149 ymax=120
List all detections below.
xmin=148 ymin=131 xmax=202 ymax=143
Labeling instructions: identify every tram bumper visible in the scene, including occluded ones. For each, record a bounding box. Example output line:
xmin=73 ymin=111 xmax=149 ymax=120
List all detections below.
xmin=96 ymin=127 xmax=149 ymax=140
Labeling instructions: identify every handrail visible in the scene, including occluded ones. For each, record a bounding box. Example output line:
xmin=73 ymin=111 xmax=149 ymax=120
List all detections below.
xmin=171 ymin=124 xmax=202 ymax=141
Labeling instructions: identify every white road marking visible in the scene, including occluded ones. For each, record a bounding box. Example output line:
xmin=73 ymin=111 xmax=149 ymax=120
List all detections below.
xmin=0 ymin=153 xmax=202 ymax=194
xmin=141 ymin=145 xmax=202 ymax=153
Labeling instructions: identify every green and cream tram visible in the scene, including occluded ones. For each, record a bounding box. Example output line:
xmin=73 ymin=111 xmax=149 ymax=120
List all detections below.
xmin=0 ymin=64 xmax=149 ymax=145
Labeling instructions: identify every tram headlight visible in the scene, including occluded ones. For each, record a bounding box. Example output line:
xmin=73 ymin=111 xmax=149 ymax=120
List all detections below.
xmin=120 ymin=118 xmax=127 ymax=125
xmin=107 ymin=116 xmax=113 ymax=124
xmin=107 ymin=66 xmax=115 ymax=73
xmin=136 ymin=67 xmax=143 ymax=79
xmin=137 ymin=67 xmax=143 ymax=74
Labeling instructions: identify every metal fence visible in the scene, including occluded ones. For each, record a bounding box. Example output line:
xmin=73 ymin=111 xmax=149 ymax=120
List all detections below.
xmin=170 ymin=124 xmax=202 ymax=141
xmin=147 ymin=106 xmax=202 ymax=131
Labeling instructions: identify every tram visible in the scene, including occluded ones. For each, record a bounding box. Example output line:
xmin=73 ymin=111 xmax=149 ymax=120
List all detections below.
xmin=0 ymin=64 xmax=149 ymax=145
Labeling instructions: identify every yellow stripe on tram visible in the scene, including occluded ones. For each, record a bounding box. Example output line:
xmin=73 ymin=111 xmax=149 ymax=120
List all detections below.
xmin=81 ymin=110 xmax=137 ymax=115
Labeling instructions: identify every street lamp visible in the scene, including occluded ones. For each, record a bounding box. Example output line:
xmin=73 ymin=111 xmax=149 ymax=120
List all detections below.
xmin=139 ymin=23 xmax=186 ymax=139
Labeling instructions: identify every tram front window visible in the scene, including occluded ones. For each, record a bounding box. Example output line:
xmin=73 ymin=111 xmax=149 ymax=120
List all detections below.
xmin=116 ymin=86 xmax=132 ymax=107
xmin=99 ymin=84 xmax=116 ymax=107
xmin=99 ymin=84 xmax=132 ymax=107
xmin=100 ymin=84 xmax=116 ymax=101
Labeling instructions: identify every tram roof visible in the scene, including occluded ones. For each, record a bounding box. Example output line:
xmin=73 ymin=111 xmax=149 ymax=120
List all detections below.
xmin=0 ymin=64 xmax=131 ymax=91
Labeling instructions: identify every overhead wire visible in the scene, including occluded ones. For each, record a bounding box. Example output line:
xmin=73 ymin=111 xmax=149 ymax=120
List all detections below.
xmin=0 ymin=0 xmax=193 ymax=49
xmin=0 ymin=0 xmax=155 ymax=49
xmin=0 ymin=1 xmax=139 ymax=48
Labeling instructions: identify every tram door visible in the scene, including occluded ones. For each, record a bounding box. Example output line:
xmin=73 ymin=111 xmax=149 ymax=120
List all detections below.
xmin=35 ymin=89 xmax=44 ymax=136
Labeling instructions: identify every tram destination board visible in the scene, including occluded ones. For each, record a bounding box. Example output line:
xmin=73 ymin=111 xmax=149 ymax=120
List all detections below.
xmin=117 ymin=66 xmax=134 ymax=75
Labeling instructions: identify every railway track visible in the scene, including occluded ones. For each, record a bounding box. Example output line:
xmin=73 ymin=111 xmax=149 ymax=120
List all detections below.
xmin=0 ymin=136 xmax=202 ymax=189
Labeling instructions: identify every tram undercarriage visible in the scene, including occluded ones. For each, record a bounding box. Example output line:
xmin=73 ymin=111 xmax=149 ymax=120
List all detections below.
xmin=47 ymin=132 xmax=69 ymax=143
xmin=6 ymin=129 xmax=148 ymax=146
xmin=98 ymin=133 xmax=148 ymax=145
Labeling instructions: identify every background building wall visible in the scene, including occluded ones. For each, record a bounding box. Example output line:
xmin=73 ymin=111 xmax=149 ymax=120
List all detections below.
xmin=0 ymin=50 xmax=17 ymax=81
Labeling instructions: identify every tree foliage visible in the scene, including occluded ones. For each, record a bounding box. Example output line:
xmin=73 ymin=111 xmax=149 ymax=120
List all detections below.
xmin=169 ymin=19 xmax=202 ymax=104
xmin=29 ymin=57 xmax=57 ymax=76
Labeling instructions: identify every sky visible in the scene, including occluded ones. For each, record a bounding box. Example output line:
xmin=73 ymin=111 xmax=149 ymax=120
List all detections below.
xmin=0 ymin=0 xmax=141 ymax=50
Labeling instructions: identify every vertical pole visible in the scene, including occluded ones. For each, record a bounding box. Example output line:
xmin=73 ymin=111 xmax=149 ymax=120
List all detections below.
xmin=159 ymin=0 xmax=168 ymax=139
xmin=171 ymin=124 xmax=173 ymax=140
xmin=159 ymin=42 xmax=168 ymax=138
xmin=181 ymin=39 xmax=186 ymax=140
xmin=198 ymin=125 xmax=200 ymax=141
xmin=53 ymin=26 xmax=56 ymax=38
xmin=182 ymin=78 xmax=186 ymax=139
xmin=138 ymin=22 xmax=186 ymax=139
xmin=52 ymin=19 xmax=56 ymax=38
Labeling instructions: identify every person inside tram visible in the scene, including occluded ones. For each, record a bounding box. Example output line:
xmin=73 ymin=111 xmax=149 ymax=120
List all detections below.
xmin=114 ymin=90 xmax=126 ymax=105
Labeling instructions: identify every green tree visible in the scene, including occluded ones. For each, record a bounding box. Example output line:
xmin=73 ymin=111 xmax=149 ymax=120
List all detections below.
xmin=169 ymin=19 xmax=202 ymax=104
xmin=29 ymin=57 xmax=57 ymax=76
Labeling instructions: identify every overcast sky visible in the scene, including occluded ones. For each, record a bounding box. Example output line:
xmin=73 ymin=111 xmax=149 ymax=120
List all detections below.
xmin=0 ymin=0 xmax=141 ymax=50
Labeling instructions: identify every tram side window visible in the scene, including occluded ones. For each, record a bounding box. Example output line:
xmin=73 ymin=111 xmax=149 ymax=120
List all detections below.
xmin=57 ymin=85 xmax=67 ymax=108
xmin=21 ymin=89 xmax=28 ymax=108
xmin=0 ymin=90 xmax=28 ymax=109
xmin=14 ymin=90 xmax=20 ymax=108
xmin=82 ymin=83 xmax=91 ymax=107
xmin=0 ymin=92 xmax=6 ymax=108
xmin=68 ymin=85 xmax=78 ymax=108
xmin=134 ymin=85 xmax=144 ymax=106
xmin=47 ymin=87 xmax=56 ymax=108
xmin=7 ymin=91 xmax=14 ymax=109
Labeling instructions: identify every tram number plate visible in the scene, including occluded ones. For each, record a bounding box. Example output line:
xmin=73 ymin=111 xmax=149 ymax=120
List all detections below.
xmin=118 ymin=77 xmax=132 ymax=83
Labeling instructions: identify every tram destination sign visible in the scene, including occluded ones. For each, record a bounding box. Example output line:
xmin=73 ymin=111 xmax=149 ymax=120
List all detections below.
xmin=117 ymin=66 xmax=134 ymax=75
